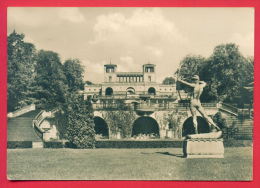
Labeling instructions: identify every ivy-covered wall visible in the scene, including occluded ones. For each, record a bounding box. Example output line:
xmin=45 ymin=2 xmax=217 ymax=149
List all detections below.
xmin=102 ymin=110 xmax=137 ymax=139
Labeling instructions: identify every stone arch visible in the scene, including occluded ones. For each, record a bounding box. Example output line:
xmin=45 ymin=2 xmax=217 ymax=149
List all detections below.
xmin=131 ymin=116 xmax=160 ymax=138
xmin=126 ymin=87 xmax=135 ymax=95
xmin=93 ymin=116 xmax=109 ymax=139
xmin=182 ymin=116 xmax=210 ymax=137
xmin=105 ymin=87 xmax=113 ymax=96
xmin=93 ymin=111 xmax=103 ymax=118
xmin=148 ymin=87 xmax=156 ymax=95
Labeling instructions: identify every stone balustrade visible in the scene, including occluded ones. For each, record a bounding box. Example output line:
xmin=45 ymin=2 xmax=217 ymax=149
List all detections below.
xmin=7 ymin=104 xmax=35 ymax=118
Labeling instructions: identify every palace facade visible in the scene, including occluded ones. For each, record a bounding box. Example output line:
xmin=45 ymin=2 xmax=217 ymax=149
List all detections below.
xmin=84 ymin=63 xmax=177 ymax=99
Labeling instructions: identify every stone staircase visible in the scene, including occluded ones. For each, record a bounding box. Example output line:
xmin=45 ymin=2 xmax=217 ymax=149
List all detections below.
xmin=219 ymin=105 xmax=253 ymax=139
xmin=8 ymin=110 xmax=42 ymax=142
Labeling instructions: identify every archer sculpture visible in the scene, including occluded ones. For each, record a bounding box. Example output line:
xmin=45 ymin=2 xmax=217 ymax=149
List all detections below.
xmin=177 ymin=75 xmax=222 ymax=139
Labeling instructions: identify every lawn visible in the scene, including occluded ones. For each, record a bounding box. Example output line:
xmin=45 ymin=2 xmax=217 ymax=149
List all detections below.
xmin=7 ymin=147 xmax=252 ymax=181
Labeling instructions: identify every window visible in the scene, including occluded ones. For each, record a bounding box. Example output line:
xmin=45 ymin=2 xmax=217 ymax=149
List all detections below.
xmin=109 ymin=76 xmax=112 ymax=82
xmin=148 ymin=76 xmax=152 ymax=82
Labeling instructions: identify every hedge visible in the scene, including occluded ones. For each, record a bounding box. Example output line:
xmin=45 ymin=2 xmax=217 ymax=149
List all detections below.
xmin=7 ymin=139 xmax=253 ymax=149
xmin=8 ymin=141 xmax=32 ymax=149
xmin=95 ymin=140 xmax=183 ymax=148
xmin=43 ymin=141 xmax=65 ymax=148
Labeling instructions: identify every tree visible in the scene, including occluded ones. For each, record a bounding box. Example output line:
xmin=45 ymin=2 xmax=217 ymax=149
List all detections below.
xmin=85 ymin=81 xmax=93 ymax=85
xmin=243 ymin=57 xmax=254 ymax=85
xmin=34 ymin=50 xmax=68 ymax=110
xmin=175 ymin=55 xmax=206 ymax=95
xmin=63 ymin=59 xmax=84 ymax=92
xmin=200 ymin=43 xmax=251 ymax=102
xmin=8 ymin=31 xmax=37 ymax=111
xmin=174 ymin=44 xmax=254 ymax=104
xmin=176 ymin=55 xmax=207 ymax=80
xmin=65 ymin=93 xmax=95 ymax=148
xmin=162 ymin=77 xmax=175 ymax=85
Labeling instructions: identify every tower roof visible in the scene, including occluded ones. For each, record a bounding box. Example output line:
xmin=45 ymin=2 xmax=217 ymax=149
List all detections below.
xmin=104 ymin=64 xmax=117 ymax=67
xmin=143 ymin=63 xmax=156 ymax=67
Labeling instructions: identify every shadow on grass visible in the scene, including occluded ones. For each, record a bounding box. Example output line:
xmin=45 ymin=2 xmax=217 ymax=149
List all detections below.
xmin=141 ymin=151 xmax=184 ymax=158
xmin=156 ymin=152 xmax=184 ymax=158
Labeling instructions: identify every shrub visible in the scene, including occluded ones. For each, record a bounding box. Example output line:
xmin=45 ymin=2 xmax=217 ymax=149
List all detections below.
xmin=44 ymin=141 xmax=64 ymax=148
xmin=64 ymin=94 xmax=95 ymax=148
xmin=103 ymin=108 xmax=136 ymax=138
xmin=8 ymin=141 xmax=32 ymax=149
xmin=213 ymin=112 xmax=227 ymax=129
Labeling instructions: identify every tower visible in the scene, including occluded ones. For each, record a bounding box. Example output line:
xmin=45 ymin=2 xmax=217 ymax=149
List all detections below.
xmin=104 ymin=64 xmax=117 ymax=82
xmin=143 ymin=63 xmax=156 ymax=82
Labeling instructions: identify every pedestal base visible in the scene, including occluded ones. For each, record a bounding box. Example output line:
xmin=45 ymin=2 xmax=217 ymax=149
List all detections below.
xmin=183 ymin=138 xmax=224 ymax=158
xmin=32 ymin=141 xmax=43 ymax=148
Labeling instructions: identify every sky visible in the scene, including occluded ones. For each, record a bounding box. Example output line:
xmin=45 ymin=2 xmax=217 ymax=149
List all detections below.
xmin=8 ymin=7 xmax=254 ymax=83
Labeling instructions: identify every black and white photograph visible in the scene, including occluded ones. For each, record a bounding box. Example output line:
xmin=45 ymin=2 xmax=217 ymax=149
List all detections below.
xmin=7 ymin=7 xmax=254 ymax=180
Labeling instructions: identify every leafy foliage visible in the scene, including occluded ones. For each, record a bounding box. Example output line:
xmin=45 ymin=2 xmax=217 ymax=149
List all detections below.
xmin=103 ymin=108 xmax=136 ymax=138
xmin=8 ymin=31 xmax=37 ymax=111
xmin=63 ymin=59 xmax=84 ymax=92
xmin=201 ymin=43 xmax=251 ymax=102
xmin=175 ymin=55 xmax=206 ymax=93
xmin=162 ymin=77 xmax=175 ymax=85
xmin=8 ymin=31 xmax=96 ymax=147
xmin=34 ymin=50 xmax=68 ymax=110
xmin=85 ymin=81 xmax=93 ymax=85
xmin=163 ymin=110 xmax=182 ymax=138
xmin=175 ymin=44 xmax=254 ymax=104
xmin=212 ymin=112 xmax=227 ymax=129
xmin=177 ymin=55 xmax=207 ymax=80
xmin=64 ymin=94 xmax=95 ymax=148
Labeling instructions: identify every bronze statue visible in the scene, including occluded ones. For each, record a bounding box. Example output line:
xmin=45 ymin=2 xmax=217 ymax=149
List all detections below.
xmin=177 ymin=75 xmax=222 ymax=138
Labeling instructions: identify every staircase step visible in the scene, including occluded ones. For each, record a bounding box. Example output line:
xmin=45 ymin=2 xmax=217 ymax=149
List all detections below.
xmin=8 ymin=110 xmax=42 ymax=142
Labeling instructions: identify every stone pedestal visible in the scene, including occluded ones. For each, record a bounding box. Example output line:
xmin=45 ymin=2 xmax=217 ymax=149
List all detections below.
xmin=32 ymin=141 xmax=43 ymax=148
xmin=183 ymin=138 xmax=224 ymax=158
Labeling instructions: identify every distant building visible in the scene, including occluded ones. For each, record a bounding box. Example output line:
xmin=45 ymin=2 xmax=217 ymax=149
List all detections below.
xmin=84 ymin=63 xmax=177 ymax=99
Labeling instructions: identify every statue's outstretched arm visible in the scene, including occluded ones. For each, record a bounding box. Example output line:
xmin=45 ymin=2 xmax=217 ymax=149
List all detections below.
xmin=199 ymin=81 xmax=207 ymax=87
xmin=177 ymin=78 xmax=195 ymax=88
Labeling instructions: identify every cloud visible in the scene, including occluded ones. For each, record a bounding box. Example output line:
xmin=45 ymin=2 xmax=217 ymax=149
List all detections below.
xmin=82 ymin=59 xmax=106 ymax=83
xmin=87 ymin=8 xmax=188 ymax=78
xmin=8 ymin=8 xmax=52 ymax=27
xmin=58 ymin=8 xmax=85 ymax=23
xmin=118 ymin=56 xmax=138 ymax=72
xmin=146 ymin=46 xmax=163 ymax=57
xmin=8 ymin=7 xmax=85 ymax=28
xmin=90 ymin=8 xmax=187 ymax=45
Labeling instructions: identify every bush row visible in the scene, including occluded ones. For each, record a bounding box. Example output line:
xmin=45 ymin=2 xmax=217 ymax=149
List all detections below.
xmin=8 ymin=141 xmax=32 ymax=149
xmin=7 ymin=139 xmax=252 ymax=149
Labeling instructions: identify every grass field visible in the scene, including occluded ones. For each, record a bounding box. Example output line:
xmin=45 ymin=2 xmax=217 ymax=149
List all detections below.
xmin=7 ymin=147 xmax=252 ymax=180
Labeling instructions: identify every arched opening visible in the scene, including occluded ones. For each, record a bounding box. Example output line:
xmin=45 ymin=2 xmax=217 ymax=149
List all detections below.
xmin=148 ymin=87 xmax=156 ymax=95
xmin=105 ymin=87 xmax=113 ymax=96
xmin=126 ymin=87 xmax=135 ymax=95
xmin=132 ymin=117 xmax=160 ymax=138
xmin=182 ymin=116 xmax=210 ymax=137
xmin=94 ymin=117 xmax=109 ymax=139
